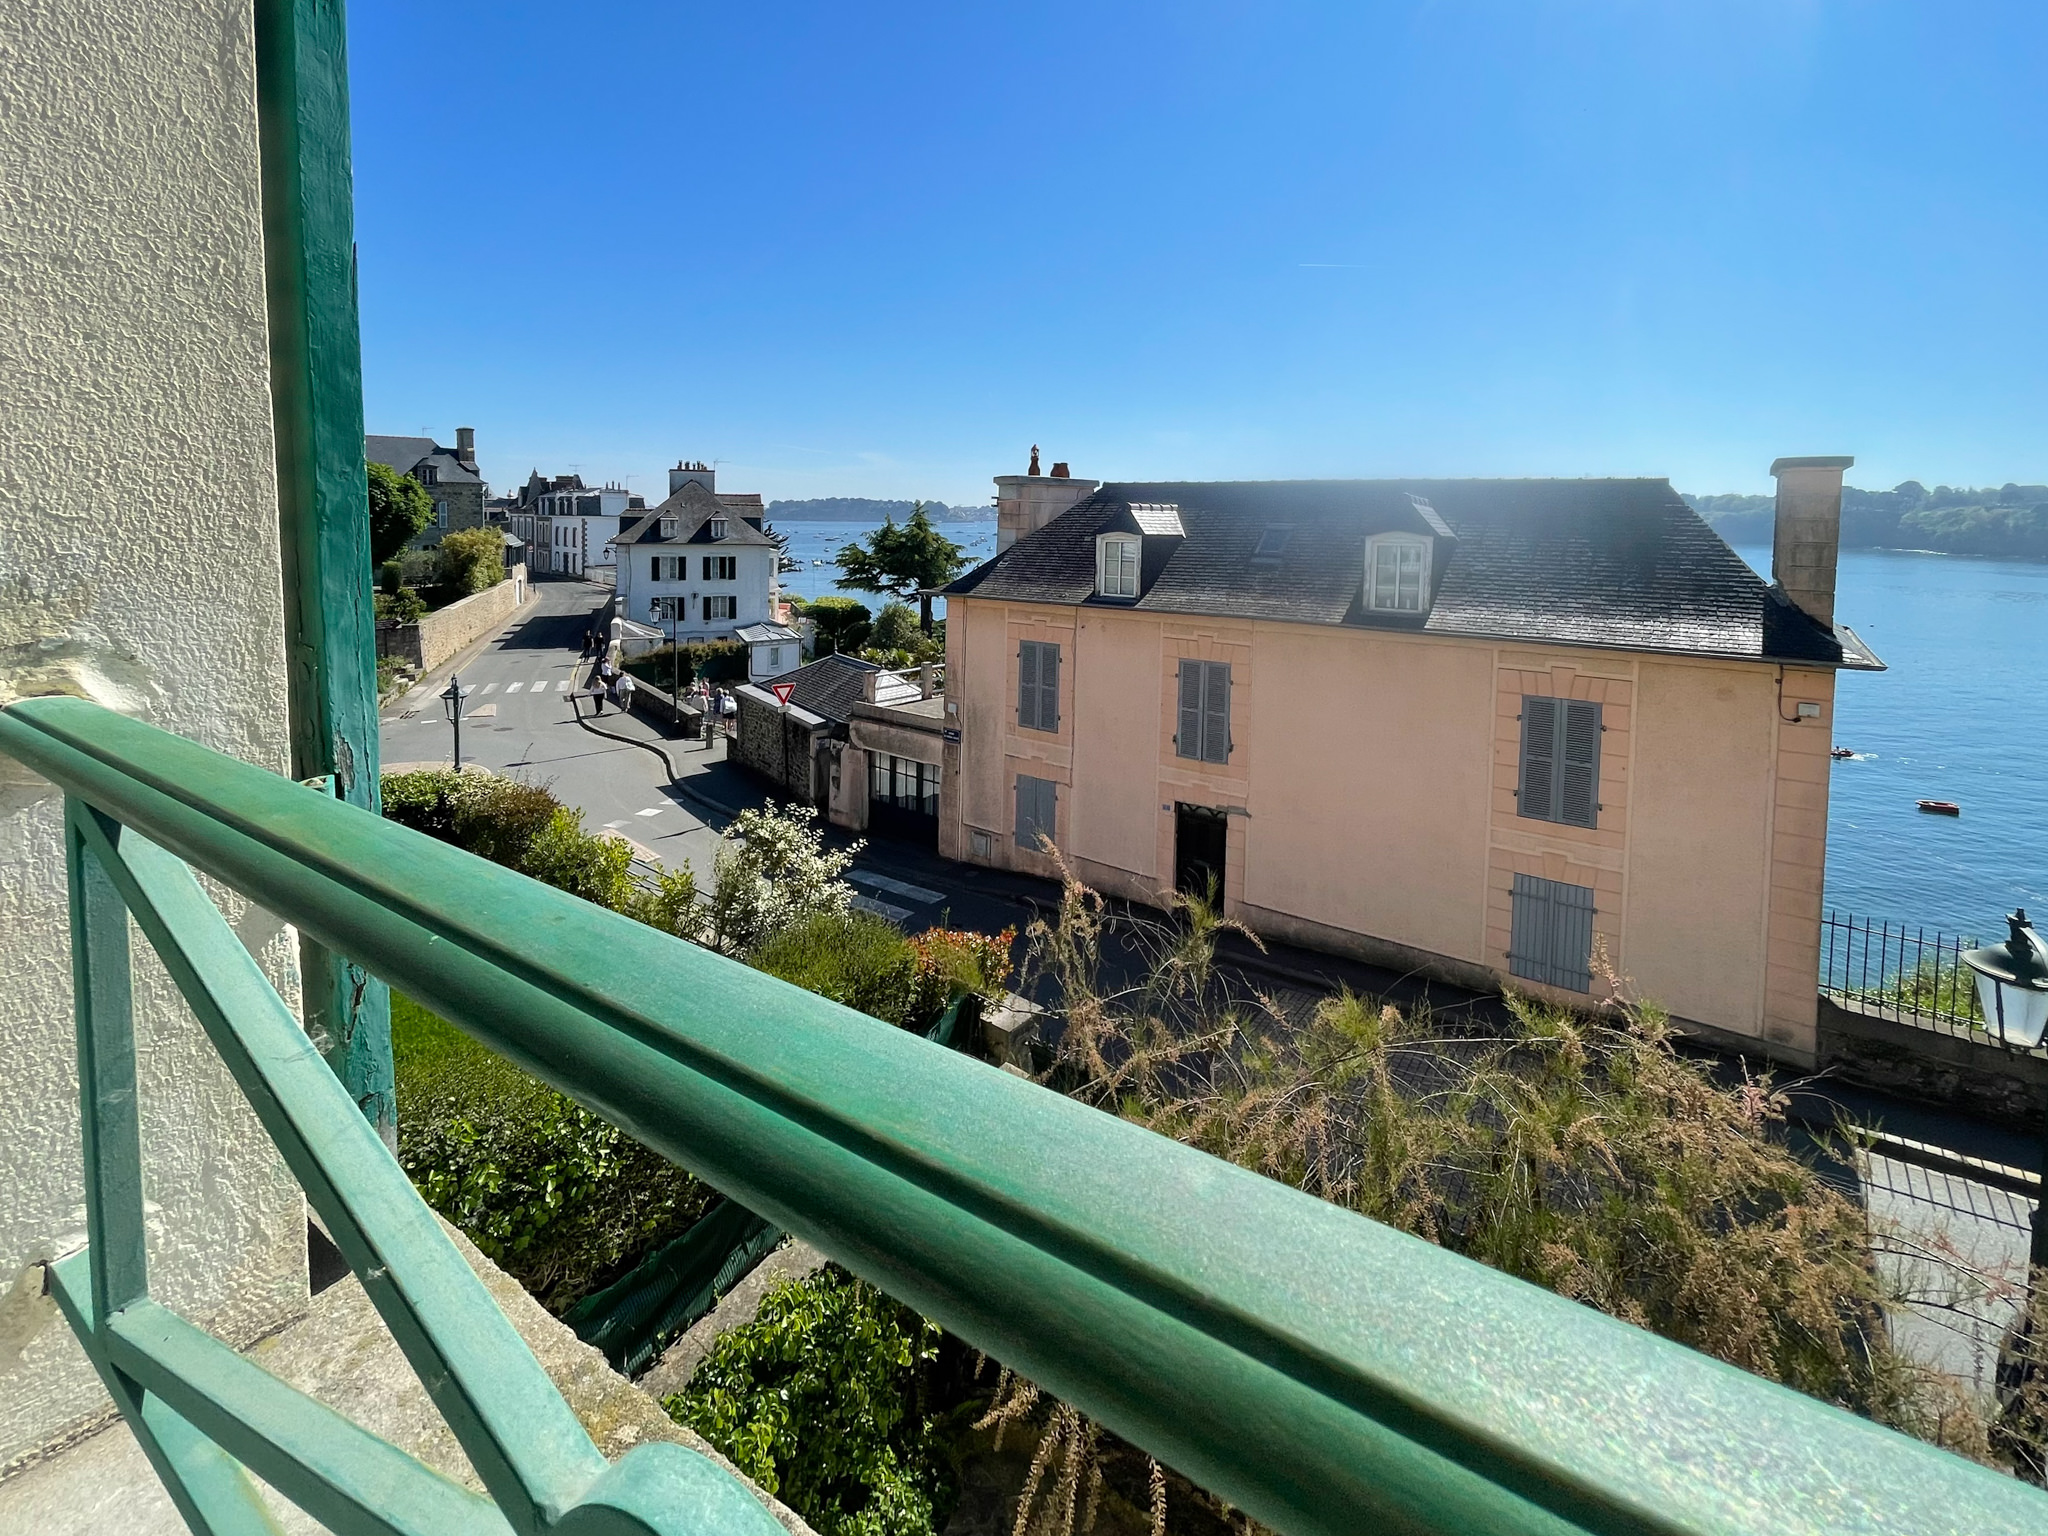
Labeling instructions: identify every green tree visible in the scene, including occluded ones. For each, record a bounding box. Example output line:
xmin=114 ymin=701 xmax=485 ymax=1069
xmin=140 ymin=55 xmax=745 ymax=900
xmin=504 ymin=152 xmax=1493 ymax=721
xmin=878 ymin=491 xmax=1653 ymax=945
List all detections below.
xmin=367 ymin=459 xmax=435 ymax=567
xmin=834 ymin=503 xmax=966 ymax=632
xmin=436 ymin=526 xmax=506 ymax=597
xmin=799 ymin=596 xmax=873 ymax=657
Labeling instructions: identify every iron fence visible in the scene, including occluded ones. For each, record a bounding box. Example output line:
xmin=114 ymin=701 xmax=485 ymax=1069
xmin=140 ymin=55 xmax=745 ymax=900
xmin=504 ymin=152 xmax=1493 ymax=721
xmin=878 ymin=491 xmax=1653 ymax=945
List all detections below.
xmin=1821 ymin=910 xmax=1988 ymax=1041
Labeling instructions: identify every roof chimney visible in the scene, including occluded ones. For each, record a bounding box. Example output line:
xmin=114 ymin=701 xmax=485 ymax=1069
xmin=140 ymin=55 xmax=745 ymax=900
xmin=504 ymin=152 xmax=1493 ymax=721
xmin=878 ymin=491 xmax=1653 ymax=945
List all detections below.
xmin=1769 ymin=455 xmax=1853 ymax=629
xmin=994 ymin=459 xmax=1099 ymax=551
xmin=455 ymin=426 xmax=476 ymax=465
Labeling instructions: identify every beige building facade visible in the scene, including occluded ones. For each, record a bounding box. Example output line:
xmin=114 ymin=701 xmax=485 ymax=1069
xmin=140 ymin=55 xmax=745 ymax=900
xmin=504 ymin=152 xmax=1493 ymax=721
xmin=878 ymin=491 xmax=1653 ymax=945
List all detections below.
xmin=941 ymin=464 xmax=1877 ymax=1065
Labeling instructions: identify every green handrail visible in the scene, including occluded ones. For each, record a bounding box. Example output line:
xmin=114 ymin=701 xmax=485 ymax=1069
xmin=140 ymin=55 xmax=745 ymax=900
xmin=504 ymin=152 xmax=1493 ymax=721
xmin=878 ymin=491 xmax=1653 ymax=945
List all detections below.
xmin=6 ymin=694 xmax=2045 ymax=1536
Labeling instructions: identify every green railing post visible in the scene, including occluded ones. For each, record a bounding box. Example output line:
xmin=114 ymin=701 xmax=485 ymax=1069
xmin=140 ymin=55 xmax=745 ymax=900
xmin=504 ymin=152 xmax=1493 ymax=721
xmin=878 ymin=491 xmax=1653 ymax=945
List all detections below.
xmin=253 ymin=0 xmax=392 ymax=1142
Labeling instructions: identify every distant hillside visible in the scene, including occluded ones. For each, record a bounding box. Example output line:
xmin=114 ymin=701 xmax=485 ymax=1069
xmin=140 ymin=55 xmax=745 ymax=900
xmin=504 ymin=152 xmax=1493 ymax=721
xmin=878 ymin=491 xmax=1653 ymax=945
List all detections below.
xmin=766 ymin=497 xmax=987 ymax=523
xmin=1685 ymin=483 xmax=2048 ymax=559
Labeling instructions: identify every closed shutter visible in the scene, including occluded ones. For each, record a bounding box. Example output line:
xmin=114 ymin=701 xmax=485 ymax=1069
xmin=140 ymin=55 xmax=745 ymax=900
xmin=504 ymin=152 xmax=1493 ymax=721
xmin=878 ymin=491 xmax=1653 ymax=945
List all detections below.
xmin=1017 ymin=642 xmax=1039 ymax=729
xmin=1014 ymin=774 xmax=1055 ymax=850
xmin=649 ymin=557 xmax=659 ymax=581
xmin=1041 ymin=646 xmax=1060 ymax=732
xmin=1559 ymin=700 xmax=1601 ymax=828
xmin=1177 ymin=661 xmax=1202 ymax=758
xmin=1518 ymin=696 xmax=1557 ymax=821
xmin=1202 ymin=663 xmax=1230 ymax=764
xmin=1507 ymin=873 xmax=1595 ymax=992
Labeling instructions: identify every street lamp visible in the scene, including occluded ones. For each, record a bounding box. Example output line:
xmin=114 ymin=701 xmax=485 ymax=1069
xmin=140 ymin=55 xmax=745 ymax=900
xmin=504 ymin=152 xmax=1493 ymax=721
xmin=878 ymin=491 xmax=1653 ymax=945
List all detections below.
xmin=441 ymin=674 xmax=467 ymax=770
xmin=649 ymin=598 xmax=680 ymax=713
xmin=1964 ymin=909 xmax=2048 ymax=1279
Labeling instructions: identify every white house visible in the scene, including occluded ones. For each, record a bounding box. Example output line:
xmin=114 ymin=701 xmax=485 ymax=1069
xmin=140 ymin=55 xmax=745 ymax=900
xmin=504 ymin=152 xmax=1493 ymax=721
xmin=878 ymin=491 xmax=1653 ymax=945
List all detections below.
xmin=613 ymin=475 xmax=781 ymax=644
xmin=736 ymin=620 xmax=804 ymax=682
xmin=509 ymin=477 xmax=638 ymax=576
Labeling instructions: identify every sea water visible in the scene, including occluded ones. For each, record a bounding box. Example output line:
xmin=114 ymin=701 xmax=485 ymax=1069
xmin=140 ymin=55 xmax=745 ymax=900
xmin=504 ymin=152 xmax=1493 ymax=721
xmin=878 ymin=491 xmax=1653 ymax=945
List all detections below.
xmin=773 ymin=518 xmax=2045 ymax=938
xmin=1731 ymin=545 xmax=2048 ymax=940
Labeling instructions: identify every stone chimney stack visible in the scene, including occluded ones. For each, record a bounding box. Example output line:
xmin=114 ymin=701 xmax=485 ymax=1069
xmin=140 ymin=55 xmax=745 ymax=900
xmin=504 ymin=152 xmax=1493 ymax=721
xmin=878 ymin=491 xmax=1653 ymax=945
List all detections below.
xmin=455 ymin=426 xmax=476 ymax=465
xmin=669 ymin=460 xmax=716 ymax=495
xmin=1769 ymin=455 xmax=1853 ymax=628
xmin=994 ymin=451 xmax=1100 ymax=552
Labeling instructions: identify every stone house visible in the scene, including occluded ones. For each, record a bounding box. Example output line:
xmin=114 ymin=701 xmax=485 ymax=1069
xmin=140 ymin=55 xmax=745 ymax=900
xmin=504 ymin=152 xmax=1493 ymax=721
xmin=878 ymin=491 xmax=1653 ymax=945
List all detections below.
xmin=365 ymin=428 xmax=486 ymax=547
xmin=938 ymin=459 xmax=1883 ymax=1066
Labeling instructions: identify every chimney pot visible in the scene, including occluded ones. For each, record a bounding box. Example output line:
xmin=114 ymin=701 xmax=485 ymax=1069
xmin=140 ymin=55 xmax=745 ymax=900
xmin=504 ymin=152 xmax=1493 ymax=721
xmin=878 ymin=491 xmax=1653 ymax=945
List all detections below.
xmin=1050 ymin=462 xmax=1070 ymax=479
xmin=1028 ymin=444 xmax=1040 ymax=476
xmin=455 ymin=426 xmax=476 ymax=463
xmin=1769 ymin=455 xmax=1853 ymax=630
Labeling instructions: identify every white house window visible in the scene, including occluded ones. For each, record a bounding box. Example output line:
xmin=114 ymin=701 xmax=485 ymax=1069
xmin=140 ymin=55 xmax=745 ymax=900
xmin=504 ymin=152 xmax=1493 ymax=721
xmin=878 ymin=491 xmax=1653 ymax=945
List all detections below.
xmin=767 ymin=645 xmax=782 ymax=668
xmin=660 ymin=518 xmax=678 ymax=538
xmin=704 ymin=555 xmax=736 ymax=580
xmin=709 ymin=518 xmax=729 ymax=540
xmin=705 ymin=595 xmax=737 ymax=621
xmin=1365 ymin=535 xmax=1430 ymax=613
xmin=1097 ymin=535 xmax=1139 ymax=598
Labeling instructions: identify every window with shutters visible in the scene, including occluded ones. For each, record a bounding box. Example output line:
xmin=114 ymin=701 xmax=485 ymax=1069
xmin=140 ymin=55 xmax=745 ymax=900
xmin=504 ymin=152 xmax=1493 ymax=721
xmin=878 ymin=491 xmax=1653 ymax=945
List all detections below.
xmin=1507 ymin=873 xmax=1596 ymax=992
xmin=1097 ymin=535 xmax=1139 ymax=598
xmin=1014 ymin=774 xmax=1056 ymax=850
xmin=704 ymin=556 xmax=736 ymax=580
xmin=1175 ymin=660 xmax=1231 ymax=764
xmin=1517 ymin=695 xmax=1601 ymax=828
xmin=705 ymin=595 xmax=737 ymax=621
xmin=1016 ymin=640 xmax=1060 ymax=732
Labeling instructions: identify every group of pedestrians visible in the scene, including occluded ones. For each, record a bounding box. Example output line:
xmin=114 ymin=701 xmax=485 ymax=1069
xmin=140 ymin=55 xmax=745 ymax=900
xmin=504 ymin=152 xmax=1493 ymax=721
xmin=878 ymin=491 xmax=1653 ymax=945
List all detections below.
xmin=579 ymin=619 xmax=736 ymax=738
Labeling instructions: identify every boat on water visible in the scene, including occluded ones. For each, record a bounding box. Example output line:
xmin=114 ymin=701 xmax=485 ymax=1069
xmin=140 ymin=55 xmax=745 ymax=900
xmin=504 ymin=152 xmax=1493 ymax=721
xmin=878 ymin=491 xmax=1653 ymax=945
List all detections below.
xmin=1830 ymin=747 xmax=1855 ymax=759
xmin=1917 ymin=800 xmax=1961 ymax=816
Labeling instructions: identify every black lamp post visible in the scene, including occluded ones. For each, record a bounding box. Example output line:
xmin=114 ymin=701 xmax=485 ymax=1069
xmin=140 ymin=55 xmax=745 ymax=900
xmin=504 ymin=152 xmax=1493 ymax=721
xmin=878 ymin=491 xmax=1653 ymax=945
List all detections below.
xmin=650 ymin=598 xmax=680 ymax=706
xmin=1964 ymin=910 xmax=2048 ymax=1274
xmin=441 ymin=674 xmax=467 ymax=770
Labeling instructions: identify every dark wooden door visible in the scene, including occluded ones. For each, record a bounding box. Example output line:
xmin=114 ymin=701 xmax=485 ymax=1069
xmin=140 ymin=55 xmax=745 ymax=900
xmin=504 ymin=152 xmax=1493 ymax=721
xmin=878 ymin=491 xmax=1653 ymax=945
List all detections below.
xmin=1174 ymin=804 xmax=1228 ymax=905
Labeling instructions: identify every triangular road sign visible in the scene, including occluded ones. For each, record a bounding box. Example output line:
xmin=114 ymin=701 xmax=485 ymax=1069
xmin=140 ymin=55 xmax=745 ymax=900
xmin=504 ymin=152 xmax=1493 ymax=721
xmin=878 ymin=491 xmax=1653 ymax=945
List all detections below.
xmin=770 ymin=682 xmax=796 ymax=706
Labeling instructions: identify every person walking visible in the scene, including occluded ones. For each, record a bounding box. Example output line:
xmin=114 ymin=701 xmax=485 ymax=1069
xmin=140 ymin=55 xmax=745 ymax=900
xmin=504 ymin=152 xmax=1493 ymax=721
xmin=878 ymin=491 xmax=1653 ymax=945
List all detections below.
xmin=616 ymin=670 xmax=637 ymax=716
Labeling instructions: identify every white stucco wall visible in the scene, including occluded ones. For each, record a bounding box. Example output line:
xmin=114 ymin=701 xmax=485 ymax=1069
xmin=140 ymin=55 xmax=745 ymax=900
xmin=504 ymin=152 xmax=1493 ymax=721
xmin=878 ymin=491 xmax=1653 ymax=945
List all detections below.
xmin=0 ymin=0 xmax=309 ymax=1472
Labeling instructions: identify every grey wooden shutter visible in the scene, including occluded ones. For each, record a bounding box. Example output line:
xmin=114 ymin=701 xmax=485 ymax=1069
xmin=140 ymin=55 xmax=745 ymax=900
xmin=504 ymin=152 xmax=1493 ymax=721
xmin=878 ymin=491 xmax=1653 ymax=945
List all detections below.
xmin=1559 ymin=701 xmax=1601 ymax=828
xmin=1014 ymin=774 xmax=1055 ymax=849
xmin=1518 ymin=696 xmax=1558 ymax=822
xmin=1177 ymin=660 xmax=1202 ymax=758
xmin=1508 ymin=874 xmax=1595 ymax=991
xmin=1202 ymin=663 xmax=1231 ymax=764
xmin=1017 ymin=643 xmax=1040 ymax=729
xmin=650 ymin=556 xmax=659 ymax=581
xmin=1041 ymin=645 xmax=1060 ymax=732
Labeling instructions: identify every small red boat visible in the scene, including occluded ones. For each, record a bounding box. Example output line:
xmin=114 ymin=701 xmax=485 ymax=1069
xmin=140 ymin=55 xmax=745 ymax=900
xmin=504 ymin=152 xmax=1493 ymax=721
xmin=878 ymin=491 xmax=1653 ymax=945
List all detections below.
xmin=1830 ymin=747 xmax=1855 ymax=760
xmin=1917 ymin=800 xmax=1961 ymax=816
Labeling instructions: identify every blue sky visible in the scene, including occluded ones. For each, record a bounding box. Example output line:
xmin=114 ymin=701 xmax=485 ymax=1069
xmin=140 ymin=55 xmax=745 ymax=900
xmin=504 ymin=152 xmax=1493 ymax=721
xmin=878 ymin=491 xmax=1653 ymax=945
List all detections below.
xmin=348 ymin=2 xmax=2047 ymax=508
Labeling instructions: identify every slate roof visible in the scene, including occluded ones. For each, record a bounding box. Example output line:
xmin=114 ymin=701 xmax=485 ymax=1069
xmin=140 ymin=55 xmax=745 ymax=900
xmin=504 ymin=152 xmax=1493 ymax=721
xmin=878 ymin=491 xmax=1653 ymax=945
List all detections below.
xmin=365 ymin=435 xmax=482 ymax=485
xmin=758 ymin=652 xmax=881 ymax=725
xmin=943 ymin=478 xmax=1869 ymax=667
xmin=616 ymin=481 xmax=778 ymax=547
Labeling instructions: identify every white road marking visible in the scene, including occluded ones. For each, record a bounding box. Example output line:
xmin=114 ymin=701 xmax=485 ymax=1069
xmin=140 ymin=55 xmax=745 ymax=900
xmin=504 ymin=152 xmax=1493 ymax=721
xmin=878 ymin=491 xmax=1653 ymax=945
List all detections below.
xmin=635 ymin=806 xmax=666 ymax=817
xmin=505 ymin=682 xmax=523 ymax=693
xmin=603 ymin=820 xmax=627 ymax=829
xmin=849 ymin=870 xmax=943 ymax=905
xmin=555 ymin=679 xmax=570 ymax=692
xmin=534 ymin=679 xmax=550 ymax=690
xmin=481 ymin=682 xmax=498 ymax=694
xmin=852 ymin=894 xmax=914 ymax=924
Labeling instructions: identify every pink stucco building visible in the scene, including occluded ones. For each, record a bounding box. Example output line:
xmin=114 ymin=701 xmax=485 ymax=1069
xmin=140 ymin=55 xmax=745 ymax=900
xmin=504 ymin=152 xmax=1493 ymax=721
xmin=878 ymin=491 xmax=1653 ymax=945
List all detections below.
xmin=937 ymin=458 xmax=1881 ymax=1065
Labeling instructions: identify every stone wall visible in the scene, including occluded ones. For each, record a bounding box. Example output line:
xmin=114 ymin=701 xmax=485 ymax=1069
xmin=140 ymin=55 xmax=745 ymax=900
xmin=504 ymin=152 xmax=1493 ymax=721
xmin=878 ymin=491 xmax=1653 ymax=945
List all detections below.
xmin=412 ymin=568 xmax=529 ymax=674
xmin=1817 ymin=995 xmax=2048 ymax=1129
xmin=733 ymin=693 xmax=820 ymax=800
xmin=0 ymin=0 xmax=308 ymax=1470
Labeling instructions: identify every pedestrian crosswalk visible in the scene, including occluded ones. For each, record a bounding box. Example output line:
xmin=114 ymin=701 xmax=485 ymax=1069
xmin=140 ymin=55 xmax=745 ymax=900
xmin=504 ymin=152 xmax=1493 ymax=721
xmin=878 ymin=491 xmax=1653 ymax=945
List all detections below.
xmin=481 ymin=682 xmax=498 ymax=694
xmin=852 ymin=893 xmax=915 ymax=923
xmin=505 ymin=682 xmax=523 ymax=693
xmin=849 ymin=870 xmax=944 ymax=905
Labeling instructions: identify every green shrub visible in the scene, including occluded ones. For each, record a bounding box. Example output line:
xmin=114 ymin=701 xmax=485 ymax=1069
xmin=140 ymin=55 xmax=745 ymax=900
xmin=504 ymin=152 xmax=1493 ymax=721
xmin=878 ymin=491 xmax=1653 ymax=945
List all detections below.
xmin=392 ymin=994 xmax=711 ymax=1312
xmin=752 ymin=911 xmax=921 ymax=1026
xmin=437 ymin=526 xmax=506 ymax=597
xmin=798 ymin=596 xmax=872 ymax=657
xmin=376 ymin=655 xmax=410 ymax=698
xmin=623 ymin=640 xmax=747 ymax=692
xmin=667 ymin=1268 xmax=948 ymax=1536
xmin=379 ymin=559 xmax=404 ymax=595
xmin=626 ymin=863 xmax=704 ymax=943
xmin=870 ymin=602 xmax=920 ymax=653
xmin=375 ymin=588 xmax=426 ymax=624
xmin=380 ymin=769 xmax=632 ymax=913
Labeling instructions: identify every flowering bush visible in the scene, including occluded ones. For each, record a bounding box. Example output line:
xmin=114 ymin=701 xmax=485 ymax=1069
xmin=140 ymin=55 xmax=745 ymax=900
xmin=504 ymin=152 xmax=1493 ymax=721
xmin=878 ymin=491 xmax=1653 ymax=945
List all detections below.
xmin=706 ymin=803 xmax=860 ymax=956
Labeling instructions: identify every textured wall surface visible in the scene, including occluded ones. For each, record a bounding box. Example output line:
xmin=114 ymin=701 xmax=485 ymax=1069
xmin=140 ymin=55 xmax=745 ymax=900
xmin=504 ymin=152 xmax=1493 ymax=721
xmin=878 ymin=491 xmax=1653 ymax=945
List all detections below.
xmin=0 ymin=0 xmax=309 ymax=1472
xmin=414 ymin=571 xmax=529 ymax=673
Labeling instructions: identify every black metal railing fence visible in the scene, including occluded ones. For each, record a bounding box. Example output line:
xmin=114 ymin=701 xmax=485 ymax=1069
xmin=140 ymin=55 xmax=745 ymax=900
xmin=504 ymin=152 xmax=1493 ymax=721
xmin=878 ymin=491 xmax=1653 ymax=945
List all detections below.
xmin=1821 ymin=910 xmax=1986 ymax=1039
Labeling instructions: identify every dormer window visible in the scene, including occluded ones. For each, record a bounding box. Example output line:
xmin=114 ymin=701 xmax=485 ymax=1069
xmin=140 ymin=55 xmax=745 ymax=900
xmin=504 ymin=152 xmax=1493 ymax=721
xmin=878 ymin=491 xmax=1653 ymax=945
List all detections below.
xmin=1097 ymin=535 xmax=1139 ymax=598
xmin=660 ymin=518 xmax=678 ymax=538
xmin=1365 ymin=533 xmax=1430 ymax=613
xmin=710 ymin=518 xmax=729 ymax=540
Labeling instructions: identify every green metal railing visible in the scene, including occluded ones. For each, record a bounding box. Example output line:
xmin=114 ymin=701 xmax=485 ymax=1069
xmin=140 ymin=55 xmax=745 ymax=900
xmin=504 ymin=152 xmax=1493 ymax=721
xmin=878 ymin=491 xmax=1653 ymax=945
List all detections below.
xmin=7 ymin=694 xmax=2046 ymax=1536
